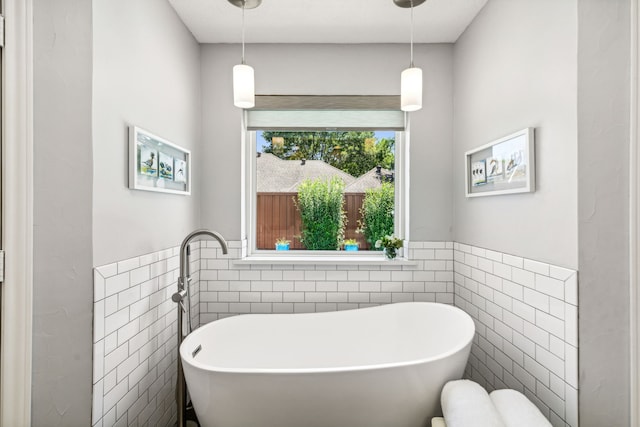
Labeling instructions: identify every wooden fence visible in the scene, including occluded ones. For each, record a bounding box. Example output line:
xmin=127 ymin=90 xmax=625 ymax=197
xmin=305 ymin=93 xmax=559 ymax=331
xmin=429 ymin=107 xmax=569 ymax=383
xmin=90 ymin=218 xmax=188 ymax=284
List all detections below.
xmin=256 ymin=192 xmax=371 ymax=250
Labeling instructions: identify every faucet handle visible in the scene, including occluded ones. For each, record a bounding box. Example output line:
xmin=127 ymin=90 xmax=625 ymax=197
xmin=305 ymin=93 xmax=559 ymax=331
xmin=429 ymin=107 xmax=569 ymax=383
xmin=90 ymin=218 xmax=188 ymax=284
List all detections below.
xmin=172 ymin=289 xmax=187 ymax=303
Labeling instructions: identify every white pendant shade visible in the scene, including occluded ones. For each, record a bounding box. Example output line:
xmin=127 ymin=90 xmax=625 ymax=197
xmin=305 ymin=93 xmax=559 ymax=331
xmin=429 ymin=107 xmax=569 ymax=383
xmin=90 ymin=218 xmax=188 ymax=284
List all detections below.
xmin=233 ymin=63 xmax=255 ymax=109
xmin=401 ymin=66 xmax=422 ymax=112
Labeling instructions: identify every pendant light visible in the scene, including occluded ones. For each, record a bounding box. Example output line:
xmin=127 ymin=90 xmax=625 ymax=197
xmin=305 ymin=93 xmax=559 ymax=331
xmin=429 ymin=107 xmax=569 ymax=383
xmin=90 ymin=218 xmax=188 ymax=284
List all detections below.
xmin=395 ymin=0 xmax=425 ymax=112
xmin=229 ymin=0 xmax=261 ymax=109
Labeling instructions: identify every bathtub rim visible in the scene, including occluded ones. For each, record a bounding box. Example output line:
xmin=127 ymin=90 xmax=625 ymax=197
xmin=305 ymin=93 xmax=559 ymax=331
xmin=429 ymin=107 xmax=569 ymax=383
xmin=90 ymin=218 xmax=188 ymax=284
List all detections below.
xmin=180 ymin=302 xmax=475 ymax=375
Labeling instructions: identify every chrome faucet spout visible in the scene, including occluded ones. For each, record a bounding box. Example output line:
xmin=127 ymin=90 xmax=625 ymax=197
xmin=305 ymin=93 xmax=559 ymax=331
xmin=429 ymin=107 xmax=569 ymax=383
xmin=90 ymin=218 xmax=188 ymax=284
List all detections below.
xmin=178 ymin=229 xmax=228 ymax=333
xmin=180 ymin=229 xmax=228 ymax=287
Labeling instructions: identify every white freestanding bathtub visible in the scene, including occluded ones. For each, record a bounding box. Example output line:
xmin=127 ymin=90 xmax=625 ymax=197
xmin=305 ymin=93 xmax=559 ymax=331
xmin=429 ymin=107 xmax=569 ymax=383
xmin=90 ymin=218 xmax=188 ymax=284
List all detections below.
xmin=180 ymin=302 xmax=474 ymax=427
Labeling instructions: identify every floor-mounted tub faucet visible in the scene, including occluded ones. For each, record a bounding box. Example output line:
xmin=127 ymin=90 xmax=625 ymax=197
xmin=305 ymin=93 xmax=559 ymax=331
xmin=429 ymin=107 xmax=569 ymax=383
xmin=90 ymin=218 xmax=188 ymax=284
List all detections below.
xmin=173 ymin=229 xmax=228 ymax=427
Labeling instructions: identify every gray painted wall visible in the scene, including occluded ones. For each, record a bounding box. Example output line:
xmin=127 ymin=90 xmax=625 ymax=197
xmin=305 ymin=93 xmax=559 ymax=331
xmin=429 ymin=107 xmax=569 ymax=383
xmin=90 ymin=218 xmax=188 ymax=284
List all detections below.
xmin=452 ymin=0 xmax=578 ymax=269
xmin=577 ymin=0 xmax=631 ymax=425
xmin=92 ymin=0 xmax=201 ymax=266
xmin=453 ymin=0 xmax=633 ymax=424
xmin=200 ymin=43 xmax=454 ymax=242
xmin=32 ymin=0 xmax=202 ymax=425
xmin=32 ymin=0 xmax=94 ymax=425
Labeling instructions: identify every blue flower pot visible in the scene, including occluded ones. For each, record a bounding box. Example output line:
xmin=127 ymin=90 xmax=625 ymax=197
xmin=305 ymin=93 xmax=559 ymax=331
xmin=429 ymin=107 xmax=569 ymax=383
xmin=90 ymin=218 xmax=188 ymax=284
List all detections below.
xmin=344 ymin=244 xmax=359 ymax=251
xmin=275 ymin=243 xmax=290 ymax=251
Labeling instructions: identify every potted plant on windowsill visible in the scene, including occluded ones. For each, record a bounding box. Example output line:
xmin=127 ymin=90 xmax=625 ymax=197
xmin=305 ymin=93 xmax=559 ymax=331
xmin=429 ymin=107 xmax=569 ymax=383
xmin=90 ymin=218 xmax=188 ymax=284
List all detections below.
xmin=275 ymin=238 xmax=291 ymax=251
xmin=343 ymin=239 xmax=359 ymax=252
xmin=375 ymin=235 xmax=403 ymax=260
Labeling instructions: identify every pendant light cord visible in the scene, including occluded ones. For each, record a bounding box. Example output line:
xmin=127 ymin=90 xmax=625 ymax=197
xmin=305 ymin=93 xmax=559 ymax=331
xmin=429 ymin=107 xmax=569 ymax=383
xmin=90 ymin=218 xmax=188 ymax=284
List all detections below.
xmin=241 ymin=1 xmax=246 ymax=64
xmin=410 ymin=0 xmax=414 ymax=67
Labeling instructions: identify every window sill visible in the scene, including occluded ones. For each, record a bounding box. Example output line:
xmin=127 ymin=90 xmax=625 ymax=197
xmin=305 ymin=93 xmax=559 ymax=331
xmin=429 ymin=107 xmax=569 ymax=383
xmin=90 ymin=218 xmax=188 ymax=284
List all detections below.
xmin=233 ymin=254 xmax=418 ymax=267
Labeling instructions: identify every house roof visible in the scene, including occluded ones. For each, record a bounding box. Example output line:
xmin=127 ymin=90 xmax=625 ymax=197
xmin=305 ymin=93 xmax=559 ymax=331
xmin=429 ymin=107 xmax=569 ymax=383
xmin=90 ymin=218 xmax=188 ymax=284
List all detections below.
xmin=344 ymin=167 xmax=393 ymax=193
xmin=256 ymin=153 xmax=357 ymax=192
xmin=256 ymin=153 xmax=394 ymax=193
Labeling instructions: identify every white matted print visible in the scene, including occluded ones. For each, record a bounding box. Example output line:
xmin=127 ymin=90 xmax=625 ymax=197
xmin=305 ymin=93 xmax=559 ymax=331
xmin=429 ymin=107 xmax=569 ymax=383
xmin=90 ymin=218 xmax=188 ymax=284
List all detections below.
xmin=139 ymin=146 xmax=158 ymax=177
xmin=486 ymin=156 xmax=503 ymax=179
xmin=465 ymin=128 xmax=535 ymax=197
xmin=174 ymin=158 xmax=187 ymax=183
xmin=159 ymin=152 xmax=174 ymax=180
xmin=471 ymin=160 xmax=487 ymax=186
xmin=129 ymin=126 xmax=191 ymax=195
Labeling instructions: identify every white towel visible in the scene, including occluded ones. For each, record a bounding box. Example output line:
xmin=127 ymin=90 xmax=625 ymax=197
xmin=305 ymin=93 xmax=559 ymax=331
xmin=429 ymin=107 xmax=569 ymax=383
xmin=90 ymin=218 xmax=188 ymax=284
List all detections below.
xmin=489 ymin=389 xmax=552 ymax=427
xmin=441 ymin=380 xmax=506 ymax=427
xmin=431 ymin=417 xmax=447 ymax=427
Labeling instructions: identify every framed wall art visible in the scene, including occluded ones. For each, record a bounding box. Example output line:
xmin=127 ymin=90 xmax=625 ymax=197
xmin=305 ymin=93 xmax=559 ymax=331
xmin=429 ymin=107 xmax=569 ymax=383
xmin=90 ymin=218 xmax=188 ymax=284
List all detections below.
xmin=129 ymin=126 xmax=191 ymax=195
xmin=465 ymin=128 xmax=535 ymax=197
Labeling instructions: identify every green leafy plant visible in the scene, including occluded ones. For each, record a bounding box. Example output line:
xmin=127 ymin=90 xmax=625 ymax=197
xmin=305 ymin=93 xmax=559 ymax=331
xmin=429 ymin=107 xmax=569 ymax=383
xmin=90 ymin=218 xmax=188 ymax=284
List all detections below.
xmin=343 ymin=239 xmax=358 ymax=245
xmin=275 ymin=237 xmax=291 ymax=244
xmin=358 ymin=182 xmax=395 ymax=249
xmin=375 ymin=235 xmax=403 ymax=259
xmin=294 ymin=177 xmax=347 ymax=250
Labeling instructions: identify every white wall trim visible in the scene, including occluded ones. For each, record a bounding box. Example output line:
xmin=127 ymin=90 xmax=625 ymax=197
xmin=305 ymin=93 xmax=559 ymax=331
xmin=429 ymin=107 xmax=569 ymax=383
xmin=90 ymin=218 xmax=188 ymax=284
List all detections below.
xmin=1 ymin=0 xmax=33 ymax=425
xmin=401 ymin=116 xmax=410 ymax=241
xmin=630 ymin=0 xmax=639 ymax=424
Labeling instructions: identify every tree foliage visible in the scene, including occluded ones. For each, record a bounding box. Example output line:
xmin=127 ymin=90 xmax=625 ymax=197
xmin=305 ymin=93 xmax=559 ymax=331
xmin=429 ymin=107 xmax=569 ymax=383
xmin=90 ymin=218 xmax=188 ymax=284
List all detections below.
xmin=294 ymin=177 xmax=346 ymax=250
xmin=261 ymin=131 xmax=394 ymax=177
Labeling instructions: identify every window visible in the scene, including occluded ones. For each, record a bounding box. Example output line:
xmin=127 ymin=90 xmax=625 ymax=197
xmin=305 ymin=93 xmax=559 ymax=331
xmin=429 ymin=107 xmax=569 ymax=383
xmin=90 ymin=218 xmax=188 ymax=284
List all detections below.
xmin=242 ymin=96 xmax=409 ymax=257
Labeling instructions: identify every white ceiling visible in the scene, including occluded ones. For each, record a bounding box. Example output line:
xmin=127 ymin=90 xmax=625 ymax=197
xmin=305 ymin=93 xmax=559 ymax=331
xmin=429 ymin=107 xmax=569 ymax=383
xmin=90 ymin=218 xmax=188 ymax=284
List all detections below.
xmin=168 ymin=0 xmax=488 ymax=44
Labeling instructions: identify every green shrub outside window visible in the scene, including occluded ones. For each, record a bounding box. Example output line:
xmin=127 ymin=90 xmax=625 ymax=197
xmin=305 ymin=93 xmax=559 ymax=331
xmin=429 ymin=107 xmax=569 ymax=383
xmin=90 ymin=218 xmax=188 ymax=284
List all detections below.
xmin=358 ymin=182 xmax=395 ymax=250
xmin=294 ymin=177 xmax=347 ymax=250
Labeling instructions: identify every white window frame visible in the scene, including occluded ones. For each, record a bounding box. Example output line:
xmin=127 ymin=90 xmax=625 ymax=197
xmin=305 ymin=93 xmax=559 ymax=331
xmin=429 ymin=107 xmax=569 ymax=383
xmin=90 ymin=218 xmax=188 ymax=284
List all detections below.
xmin=240 ymin=110 xmax=411 ymax=263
